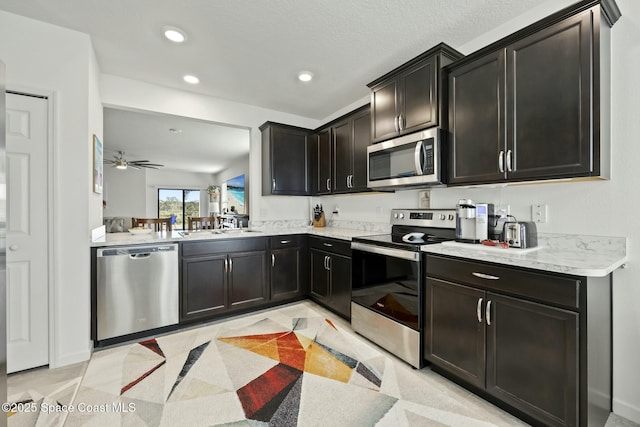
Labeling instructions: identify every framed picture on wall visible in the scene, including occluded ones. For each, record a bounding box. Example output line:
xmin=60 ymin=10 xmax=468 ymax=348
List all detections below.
xmin=93 ymin=134 xmax=103 ymax=194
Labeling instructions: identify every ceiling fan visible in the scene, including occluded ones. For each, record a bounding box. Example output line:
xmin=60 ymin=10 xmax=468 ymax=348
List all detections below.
xmin=104 ymin=151 xmax=164 ymax=170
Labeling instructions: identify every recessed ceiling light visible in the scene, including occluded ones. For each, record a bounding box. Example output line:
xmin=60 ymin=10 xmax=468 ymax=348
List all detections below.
xmin=183 ymin=75 xmax=200 ymax=84
xmin=298 ymin=71 xmax=314 ymax=82
xmin=163 ymin=26 xmax=187 ymax=43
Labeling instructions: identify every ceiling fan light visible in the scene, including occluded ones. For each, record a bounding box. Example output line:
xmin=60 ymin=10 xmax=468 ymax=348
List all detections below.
xmin=116 ymin=164 xmax=127 ymax=170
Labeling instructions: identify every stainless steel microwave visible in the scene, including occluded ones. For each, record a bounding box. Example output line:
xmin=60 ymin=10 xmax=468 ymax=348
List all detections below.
xmin=367 ymin=128 xmax=443 ymax=189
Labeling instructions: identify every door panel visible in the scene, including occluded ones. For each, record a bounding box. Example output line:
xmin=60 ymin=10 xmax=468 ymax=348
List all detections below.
xmin=6 ymin=93 xmax=49 ymax=373
xmin=449 ymin=51 xmax=506 ymax=184
xmin=182 ymin=255 xmax=227 ymax=319
xmin=228 ymin=251 xmax=267 ymax=308
xmin=332 ymin=119 xmax=352 ymax=193
xmin=401 ymin=58 xmax=437 ymax=133
xmin=371 ymin=78 xmax=399 ymax=143
xmin=310 ymin=250 xmax=329 ymax=301
xmin=508 ymin=11 xmax=593 ymax=179
xmin=426 ymin=278 xmax=486 ymax=388
xmin=486 ymin=293 xmax=578 ymax=427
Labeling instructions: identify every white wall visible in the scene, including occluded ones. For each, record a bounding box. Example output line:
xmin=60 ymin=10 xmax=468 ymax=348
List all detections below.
xmin=102 ymin=166 xmax=146 ymax=219
xmin=0 ymin=11 xmax=98 ymax=367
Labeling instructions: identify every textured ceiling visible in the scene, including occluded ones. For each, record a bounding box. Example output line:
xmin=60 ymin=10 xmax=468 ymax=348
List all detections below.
xmin=0 ymin=0 xmax=546 ymax=119
xmin=1 ymin=0 xmax=550 ymax=173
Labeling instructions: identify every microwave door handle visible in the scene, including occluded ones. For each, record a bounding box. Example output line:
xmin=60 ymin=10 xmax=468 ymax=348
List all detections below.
xmin=414 ymin=140 xmax=425 ymax=175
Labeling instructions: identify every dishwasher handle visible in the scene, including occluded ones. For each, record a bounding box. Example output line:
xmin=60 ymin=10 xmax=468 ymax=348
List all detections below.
xmin=97 ymin=244 xmax=178 ymax=257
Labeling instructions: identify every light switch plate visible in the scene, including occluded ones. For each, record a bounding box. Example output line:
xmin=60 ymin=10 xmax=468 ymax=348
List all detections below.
xmin=531 ymin=204 xmax=548 ymax=223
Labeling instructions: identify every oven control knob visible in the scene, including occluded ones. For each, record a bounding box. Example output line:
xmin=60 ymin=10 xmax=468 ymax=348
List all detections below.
xmin=398 ymin=213 xmax=405 ymax=219
xmin=448 ymin=214 xmax=455 ymax=221
xmin=439 ymin=214 xmax=446 ymax=220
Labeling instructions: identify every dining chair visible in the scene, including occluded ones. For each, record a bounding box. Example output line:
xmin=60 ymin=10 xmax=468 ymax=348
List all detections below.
xmin=131 ymin=217 xmax=172 ymax=232
xmin=188 ymin=216 xmax=216 ymax=231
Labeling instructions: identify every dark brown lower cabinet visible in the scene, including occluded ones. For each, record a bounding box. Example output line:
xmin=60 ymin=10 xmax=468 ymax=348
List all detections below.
xmin=269 ymin=235 xmax=308 ymax=302
xmin=425 ymin=254 xmax=611 ymax=427
xmin=181 ymin=238 xmax=268 ymax=322
xmin=309 ymin=236 xmax=351 ymax=319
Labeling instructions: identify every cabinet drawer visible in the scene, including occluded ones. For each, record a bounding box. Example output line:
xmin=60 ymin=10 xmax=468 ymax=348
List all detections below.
xmin=182 ymin=237 xmax=267 ymax=257
xmin=309 ymin=236 xmax=351 ymax=256
xmin=426 ymin=254 xmax=581 ymax=310
xmin=270 ymin=234 xmax=304 ymax=249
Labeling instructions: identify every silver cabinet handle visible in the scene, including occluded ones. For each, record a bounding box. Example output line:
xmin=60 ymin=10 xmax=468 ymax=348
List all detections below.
xmin=486 ymin=300 xmax=492 ymax=325
xmin=477 ymin=298 xmax=483 ymax=323
xmin=326 ymin=178 xmax=331 ymax=191
xmin=323 ymin=242 xmax=333 ymax=247
xmin=348 ymin=174 xmax=353 ymax=188
xmin=506 ymin=149 xmax=513 ymax=172
xmin=323 ymin=255 xmax=328 ymax=270
xmin=398 ymin=114 xmax=404 ymax=131
xmin=394 ymin=116 xmax=399 ymax=132
xmin=272 ymin=178 xmax=276 ymax=191
xmin=326 ymin=256 xmax=331 ymax=271
xmin=346 ymin=175 xmax=350 ymax=188
xmin=280 ymin=240 xmax=291 ymax=244
xmin=498 ymin=151 xmax=504 ymax=173
xmin=9 ymin=245 xmax=18 ymax=251
xmin=228 ymin=258 xmax=233 ymax=274
xmin=224 ymin=258 xmax=228 ymax=273
xmin=472 ymin=272 xmax=500 ymax=280
xmin=271 ymin=253 xmax=275 ymax=267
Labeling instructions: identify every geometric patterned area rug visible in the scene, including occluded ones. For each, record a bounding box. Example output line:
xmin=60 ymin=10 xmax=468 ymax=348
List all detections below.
xmin=21 ymin=301 xmax=526 ymax=426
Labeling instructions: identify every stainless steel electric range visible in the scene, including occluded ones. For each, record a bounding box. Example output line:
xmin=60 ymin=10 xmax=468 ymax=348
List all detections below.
xmin=350 ymin=208 xmax=456 ymax=368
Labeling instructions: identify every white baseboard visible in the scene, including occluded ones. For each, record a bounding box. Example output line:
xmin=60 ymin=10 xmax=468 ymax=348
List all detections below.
xmin=50 ymin=348 xmax=91 ymax=369
xmin=613 ymin=398 xmax=640 ymax=424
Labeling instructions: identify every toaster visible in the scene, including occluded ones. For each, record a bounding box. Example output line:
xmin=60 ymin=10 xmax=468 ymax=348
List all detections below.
xmin=503 ymin=221 xmax=538 ymax=248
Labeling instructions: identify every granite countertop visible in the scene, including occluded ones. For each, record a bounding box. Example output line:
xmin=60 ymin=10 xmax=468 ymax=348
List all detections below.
xmin=90 ymin=226 xmax=384 ymax=247
xmin=422 ymin=233 xmax=627 ymax=277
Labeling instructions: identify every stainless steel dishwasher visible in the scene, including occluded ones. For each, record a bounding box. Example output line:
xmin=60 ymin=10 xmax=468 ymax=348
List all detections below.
xmin=96 ymin=243 xmax=179 ymax=341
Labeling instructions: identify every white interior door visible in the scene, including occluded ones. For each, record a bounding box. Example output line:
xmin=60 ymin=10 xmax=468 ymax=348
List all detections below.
xmin=6 ymin=93 xmax=49 ymax=373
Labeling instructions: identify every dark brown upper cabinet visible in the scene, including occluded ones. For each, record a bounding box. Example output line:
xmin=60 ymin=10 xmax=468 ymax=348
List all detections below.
xmin=448 ymin=1 xmax=621 ymax=186
xmin=368 ymin=43 xmax=463 ymax=144
xmin=310 ymin=105 xmax=371 ymax=195
xmin=260 ymin=122 xmax=311 ymax=196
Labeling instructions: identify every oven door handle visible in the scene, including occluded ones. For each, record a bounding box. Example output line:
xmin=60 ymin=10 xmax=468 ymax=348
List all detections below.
xmin=350 ymin=242 xmax=420 ymax=262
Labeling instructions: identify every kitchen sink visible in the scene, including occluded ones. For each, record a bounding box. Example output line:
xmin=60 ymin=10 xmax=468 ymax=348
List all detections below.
xmin=221 ymin=229 xmax=261 ymax=234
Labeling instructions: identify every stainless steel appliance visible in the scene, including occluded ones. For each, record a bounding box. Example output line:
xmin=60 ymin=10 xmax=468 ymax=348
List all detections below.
xmin=351 ymin=209 xmax=456 ymax=368
xmin=96 ymin=243 xmax=179 ymax=341
xmin=455 ymin=199 xmax=494 ymax=243
xmin=367 ymin=128 xmax=444 ymax=189
xmin=504 ymin=221 xmax=538 ymax=248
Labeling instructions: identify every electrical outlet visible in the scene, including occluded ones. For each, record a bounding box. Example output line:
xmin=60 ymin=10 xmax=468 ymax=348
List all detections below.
xmin=333 ymin=205 xmax=340 ymax=215
xmin=531 ymin=204 xmax=548 ymax=223
xmin=418 ymin=190 xmax=431 ymax=209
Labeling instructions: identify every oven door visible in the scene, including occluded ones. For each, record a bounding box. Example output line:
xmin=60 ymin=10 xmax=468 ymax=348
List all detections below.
xmin=351 ymin=242 xmax=421 ymax=330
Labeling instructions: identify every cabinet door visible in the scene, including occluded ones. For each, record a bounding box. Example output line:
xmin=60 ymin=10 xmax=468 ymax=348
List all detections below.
xmin=350 ymin=107 xmax=371 ymax=192
xmin=332 ymin=119 xmax=352 ymax=193
xmin=228 ymin=251 xmax=267 ymax=310
xmin=486 ymin=293 xmax=578 ymax=427
xmin=371 ymin=77 xmax=399 ymax=143
xmin=270 ymin=246 xmax=302 ymax=300
xmin=328 ymin=254 xmax=352 ymax=319
xmin=507 ymin=10 xmax=593 ymax=180
xmin=448 ymin=50 xmax=506 ymax=185
xmin=181 ymin=255 xmax=227 ymax=321
xmin=310 ymin=249 xmax=330 ymax=302
xmin=400 ymin=57 xmax=437 ymax=134
xmin=316 ymin=128 xmax=332 ymax=195
xmin=267 ymin=126 xmax=310 ymax=195
xmin=425 ymin=277 xmax=486 ymax=389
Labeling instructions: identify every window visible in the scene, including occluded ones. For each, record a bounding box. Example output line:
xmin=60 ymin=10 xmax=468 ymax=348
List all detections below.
xmin=158 ymin=188 xmax=201 ymax=230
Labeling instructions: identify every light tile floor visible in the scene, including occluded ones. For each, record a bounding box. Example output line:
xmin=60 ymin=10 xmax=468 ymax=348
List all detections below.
xmin=6 ymin=301 xmax=640 ymax=427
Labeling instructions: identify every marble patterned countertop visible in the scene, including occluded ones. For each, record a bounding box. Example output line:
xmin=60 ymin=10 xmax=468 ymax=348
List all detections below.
xmin=91 ymin=222 xmax=627 ymax=278
xmin=421 ymin=233 xmax=627 ymax=277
